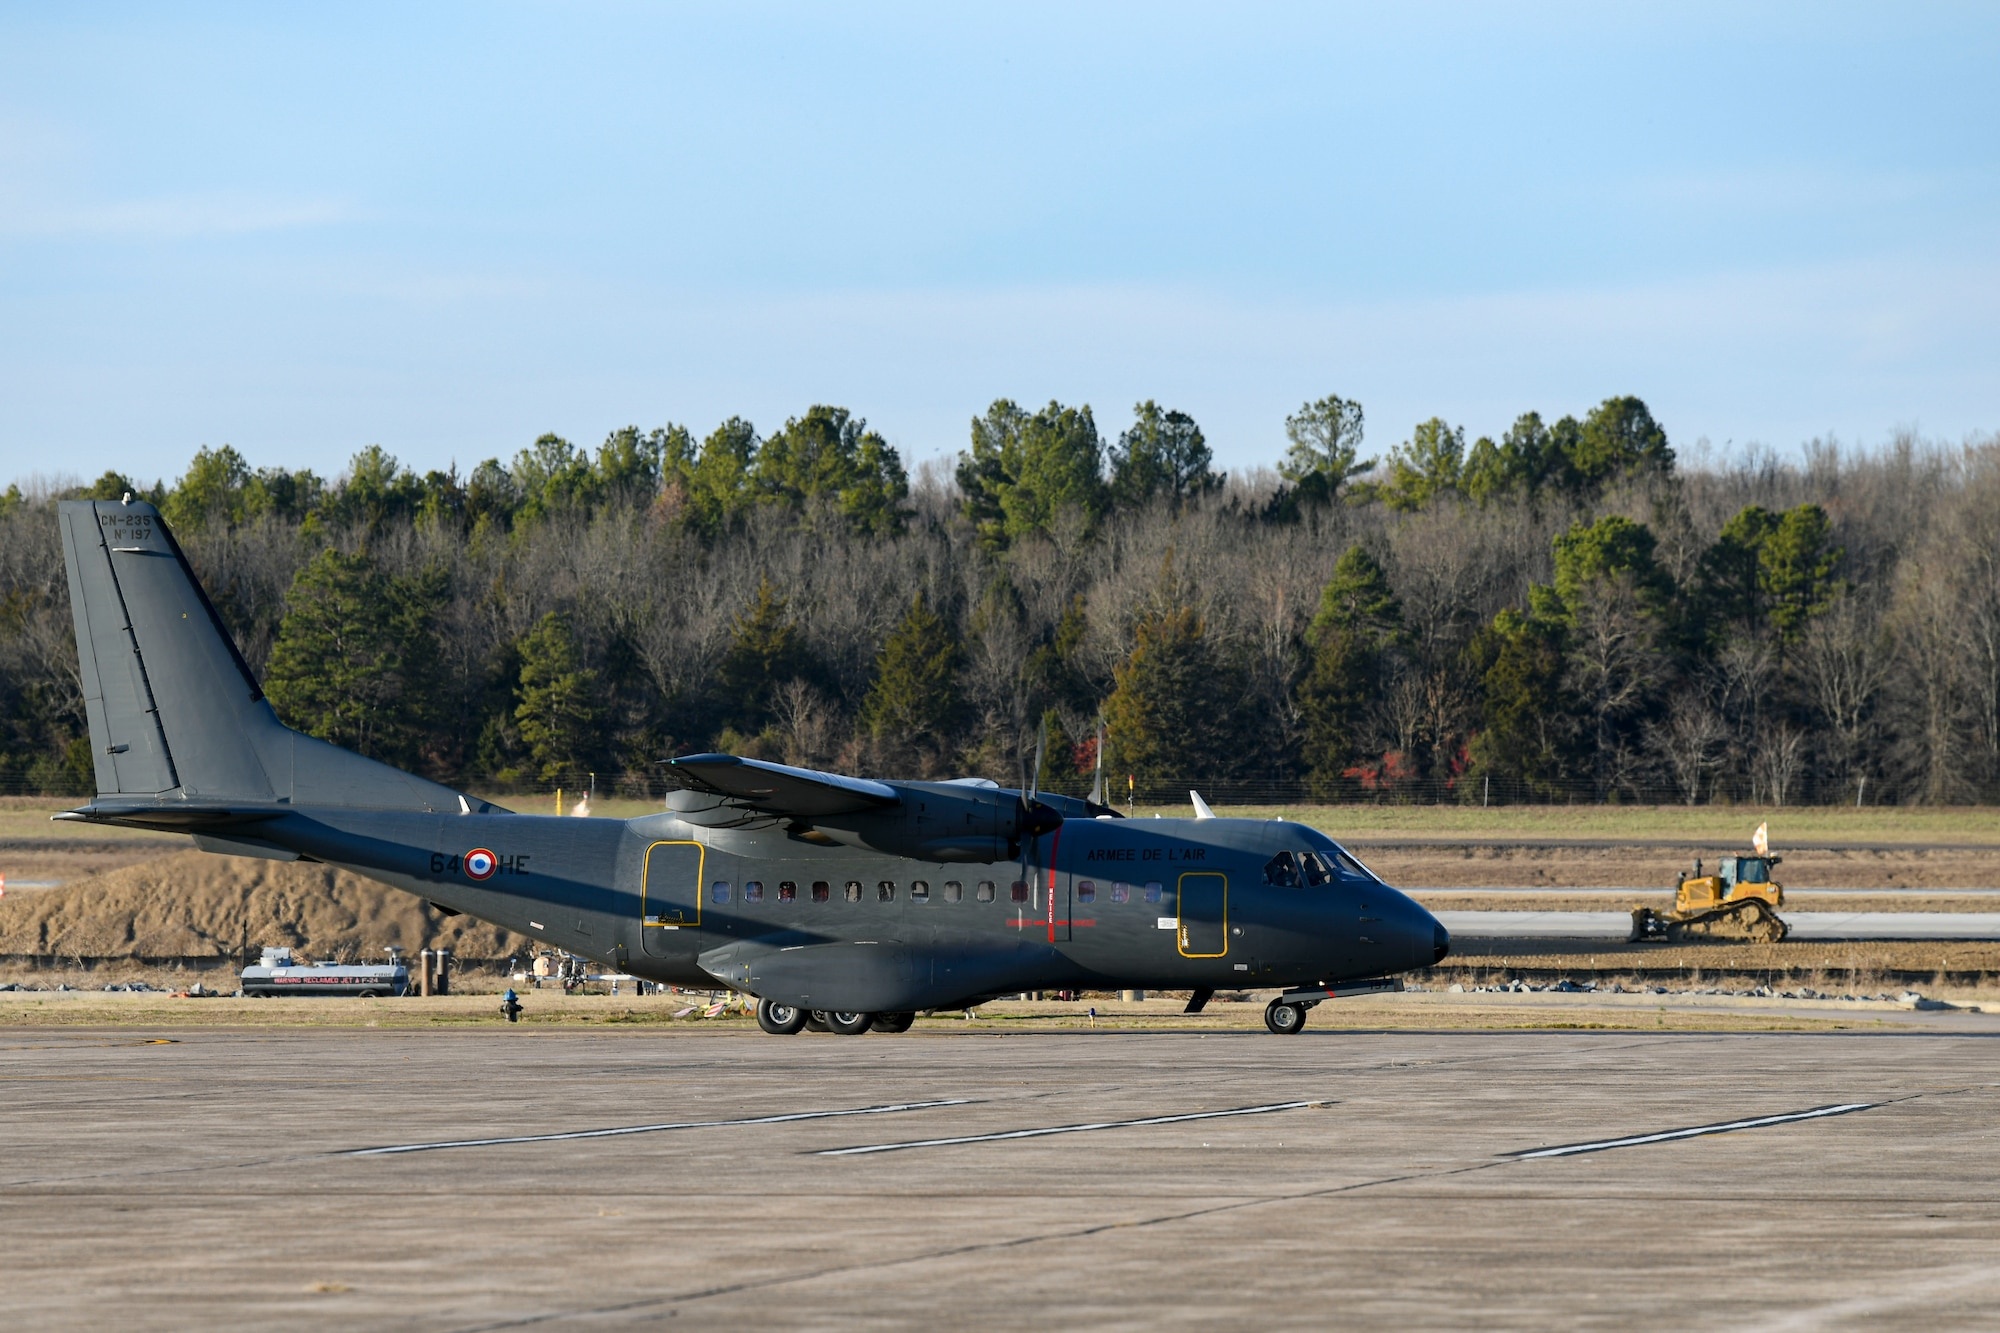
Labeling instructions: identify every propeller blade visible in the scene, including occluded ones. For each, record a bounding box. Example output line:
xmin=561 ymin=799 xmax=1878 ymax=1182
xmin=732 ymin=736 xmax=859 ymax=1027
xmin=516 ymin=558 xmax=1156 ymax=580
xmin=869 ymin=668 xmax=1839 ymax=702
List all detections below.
xmin=1088 ymin=720 xmax=1105 ymax=807
xmin=1028 ymin=716 xmax=1046 ymax=802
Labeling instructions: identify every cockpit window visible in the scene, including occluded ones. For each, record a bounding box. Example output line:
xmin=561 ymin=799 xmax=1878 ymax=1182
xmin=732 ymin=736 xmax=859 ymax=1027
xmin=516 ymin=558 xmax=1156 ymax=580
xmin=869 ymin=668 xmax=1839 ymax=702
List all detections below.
xmin=1263 ymin=852 xmax=1302 ymax=887
xmin=1265 ymin=850 xmax=1345 ymax=887
xmin=1327 ymin=847 xmax=1382 ymax=883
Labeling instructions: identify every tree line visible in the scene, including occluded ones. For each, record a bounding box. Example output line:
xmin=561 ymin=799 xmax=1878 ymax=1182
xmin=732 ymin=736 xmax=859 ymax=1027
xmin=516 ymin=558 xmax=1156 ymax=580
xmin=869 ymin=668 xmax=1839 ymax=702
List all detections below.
xmin=1 ymin=394 xmax=1996 ymax=805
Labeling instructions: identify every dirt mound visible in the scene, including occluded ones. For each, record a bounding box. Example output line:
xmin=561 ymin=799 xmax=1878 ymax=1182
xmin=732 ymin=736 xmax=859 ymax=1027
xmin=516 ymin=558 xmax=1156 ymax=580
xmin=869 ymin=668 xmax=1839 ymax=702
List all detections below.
xmin=0 ymin=851 xmax=531 ymax=964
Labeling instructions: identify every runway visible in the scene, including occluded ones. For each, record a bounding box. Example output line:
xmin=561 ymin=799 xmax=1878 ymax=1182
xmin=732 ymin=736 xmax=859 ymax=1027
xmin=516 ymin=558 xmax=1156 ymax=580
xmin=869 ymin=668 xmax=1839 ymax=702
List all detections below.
xmin=1434 ymin=909 xmax=2000 ymax=939
xmin=4 ymin=1020 xmax=1999 ymax=1328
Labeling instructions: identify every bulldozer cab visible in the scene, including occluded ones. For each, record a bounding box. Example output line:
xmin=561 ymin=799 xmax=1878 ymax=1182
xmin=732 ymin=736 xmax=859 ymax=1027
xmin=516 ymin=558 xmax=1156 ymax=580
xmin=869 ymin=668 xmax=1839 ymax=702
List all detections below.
xmin=1719 ymin=856 xmax=1778 ymax=889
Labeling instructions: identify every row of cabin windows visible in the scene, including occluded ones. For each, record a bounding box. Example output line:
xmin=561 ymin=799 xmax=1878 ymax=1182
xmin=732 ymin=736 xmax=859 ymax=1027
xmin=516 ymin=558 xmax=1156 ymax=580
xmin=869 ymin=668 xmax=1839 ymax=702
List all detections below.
xmin=709 ymin=879 xmax=1167 ymax=905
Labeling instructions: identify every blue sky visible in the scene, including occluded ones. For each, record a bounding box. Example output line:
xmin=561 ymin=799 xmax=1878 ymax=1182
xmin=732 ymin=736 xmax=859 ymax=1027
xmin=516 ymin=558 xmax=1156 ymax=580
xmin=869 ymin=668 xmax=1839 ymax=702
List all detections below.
xmin=2 ymin=2 xmax=1995 ymax=486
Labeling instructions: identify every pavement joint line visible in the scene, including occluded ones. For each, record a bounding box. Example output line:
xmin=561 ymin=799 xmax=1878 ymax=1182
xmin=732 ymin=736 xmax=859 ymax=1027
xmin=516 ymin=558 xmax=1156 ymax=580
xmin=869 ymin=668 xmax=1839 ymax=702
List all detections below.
xmin=338 ymin=1099 xmax=978 ymax=1156
xmin=449 ymin=1083 xmax=1965 ymax=1329
xmin=813 ymin=1100 xmax=1324 ymax=1156
xmin=1501 ymin=1102 xmax=1881 ymax=1159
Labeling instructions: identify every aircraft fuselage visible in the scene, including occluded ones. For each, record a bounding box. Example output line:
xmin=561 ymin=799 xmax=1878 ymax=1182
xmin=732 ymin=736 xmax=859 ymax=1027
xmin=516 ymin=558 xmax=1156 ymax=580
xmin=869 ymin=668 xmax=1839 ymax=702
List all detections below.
xmin=229 ymin=805 xmax=1444 ymax=1014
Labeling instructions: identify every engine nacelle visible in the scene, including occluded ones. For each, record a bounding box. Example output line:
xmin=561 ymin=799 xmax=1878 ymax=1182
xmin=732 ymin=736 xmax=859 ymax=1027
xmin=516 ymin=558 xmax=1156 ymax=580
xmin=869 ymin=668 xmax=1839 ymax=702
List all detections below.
xmin=810 ymin=781 xmax=1062 ymax=863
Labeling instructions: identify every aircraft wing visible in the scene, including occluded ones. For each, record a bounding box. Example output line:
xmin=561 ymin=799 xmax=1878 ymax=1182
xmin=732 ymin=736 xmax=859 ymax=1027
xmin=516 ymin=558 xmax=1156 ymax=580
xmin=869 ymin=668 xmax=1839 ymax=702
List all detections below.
xmin=665 ymin=754 xmax=900 ymax=819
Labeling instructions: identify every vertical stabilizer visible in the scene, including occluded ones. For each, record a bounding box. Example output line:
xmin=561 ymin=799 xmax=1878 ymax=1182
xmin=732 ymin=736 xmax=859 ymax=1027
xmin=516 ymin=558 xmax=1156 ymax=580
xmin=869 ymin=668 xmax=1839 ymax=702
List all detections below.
xmin=57 ymin=499 xmax=472 ymax=813
xmin=59 ymin=503 xmax=182 ymax=795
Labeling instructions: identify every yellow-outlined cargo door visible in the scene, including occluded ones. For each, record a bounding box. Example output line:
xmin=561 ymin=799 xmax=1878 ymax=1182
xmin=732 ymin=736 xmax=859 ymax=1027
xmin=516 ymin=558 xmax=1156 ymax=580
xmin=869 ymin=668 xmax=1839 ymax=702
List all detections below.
xmin=1177 ymin=871 xmax=1227 ymax=958
xmin=641 ymin=841 xmax=704 ymax=953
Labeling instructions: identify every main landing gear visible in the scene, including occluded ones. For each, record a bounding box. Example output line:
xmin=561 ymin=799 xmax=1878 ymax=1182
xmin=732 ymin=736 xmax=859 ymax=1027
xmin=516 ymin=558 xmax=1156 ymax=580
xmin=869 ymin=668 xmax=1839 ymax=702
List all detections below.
xmin=755 ymin=998 xmax=916 ymax=1035
xmin=756 ymin=999 xmax=809 ymax=1035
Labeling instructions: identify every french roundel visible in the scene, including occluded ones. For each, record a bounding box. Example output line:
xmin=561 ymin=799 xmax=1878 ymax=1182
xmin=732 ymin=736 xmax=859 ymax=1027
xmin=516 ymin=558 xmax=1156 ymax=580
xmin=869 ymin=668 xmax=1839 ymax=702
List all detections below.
xmin=463 ymin=847 xmax=498 ymax=881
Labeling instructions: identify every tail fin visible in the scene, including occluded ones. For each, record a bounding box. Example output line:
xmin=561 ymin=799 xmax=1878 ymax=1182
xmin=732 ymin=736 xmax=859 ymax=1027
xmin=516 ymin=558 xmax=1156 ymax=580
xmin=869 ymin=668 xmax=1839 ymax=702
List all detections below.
xmin=59 ymin=499 xmax=473 ymax=816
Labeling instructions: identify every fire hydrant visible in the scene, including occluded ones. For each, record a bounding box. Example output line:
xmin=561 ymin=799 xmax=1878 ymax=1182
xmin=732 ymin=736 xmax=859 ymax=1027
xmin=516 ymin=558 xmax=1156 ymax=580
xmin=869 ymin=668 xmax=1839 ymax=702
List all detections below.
xmin=499 ymin=988 xmax=523 ymax=1023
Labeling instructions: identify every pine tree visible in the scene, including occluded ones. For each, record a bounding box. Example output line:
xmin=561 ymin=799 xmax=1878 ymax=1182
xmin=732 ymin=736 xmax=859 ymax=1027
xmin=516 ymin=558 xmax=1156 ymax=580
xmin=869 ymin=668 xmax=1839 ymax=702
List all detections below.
xmin=862 ymin=592 xmax=962 ymax=772
xmin=515 ymin=613 xmax=602 ymax=785
xmin=265 ymin=549 xmax=434 ymax=766
xmin=1298 ymin=546 xmax=1402 ymax=797
xmin=1103 ymin=606 xmax=1243 ymax=798
xmin=716 ymin=578 xmax=810 ymax=733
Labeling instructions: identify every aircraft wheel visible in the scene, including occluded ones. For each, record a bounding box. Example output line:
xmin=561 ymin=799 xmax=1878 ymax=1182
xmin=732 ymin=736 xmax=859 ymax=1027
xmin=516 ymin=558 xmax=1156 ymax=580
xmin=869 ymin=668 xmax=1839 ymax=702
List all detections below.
xmin=1264 ymin=1000 xmax=1307 ymax=1034
xmin=872 ymin=1012 xmax=915 ymax=1034
xmin=825 ymin=1010 xmax=874 ymax=1036
xmin=757 ymin=998 xmax=809 ymax=1035
xmin=806 ymin=1010 xmax=832 ymax=1032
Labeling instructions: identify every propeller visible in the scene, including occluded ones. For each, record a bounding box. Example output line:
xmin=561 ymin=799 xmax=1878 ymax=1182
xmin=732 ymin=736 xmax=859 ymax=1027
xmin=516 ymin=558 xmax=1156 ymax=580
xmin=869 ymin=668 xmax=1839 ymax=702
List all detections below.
xmin=1013 ymin=714 xmax=1063 ymax=844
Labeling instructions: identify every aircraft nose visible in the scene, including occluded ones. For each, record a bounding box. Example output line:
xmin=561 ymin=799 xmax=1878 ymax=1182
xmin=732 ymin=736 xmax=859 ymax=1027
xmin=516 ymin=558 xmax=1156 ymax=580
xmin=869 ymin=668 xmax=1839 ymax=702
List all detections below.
xmin=1394 ymin=894 xmax=1449 ymax=971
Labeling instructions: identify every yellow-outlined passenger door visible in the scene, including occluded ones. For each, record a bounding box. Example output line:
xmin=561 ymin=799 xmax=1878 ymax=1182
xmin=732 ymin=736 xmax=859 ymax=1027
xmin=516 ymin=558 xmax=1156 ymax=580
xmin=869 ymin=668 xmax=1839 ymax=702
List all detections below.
xmin=1177 ymin=871 xmax=1227 ymax=958
xmin=641 ymin=841 xmax=705 ymax=951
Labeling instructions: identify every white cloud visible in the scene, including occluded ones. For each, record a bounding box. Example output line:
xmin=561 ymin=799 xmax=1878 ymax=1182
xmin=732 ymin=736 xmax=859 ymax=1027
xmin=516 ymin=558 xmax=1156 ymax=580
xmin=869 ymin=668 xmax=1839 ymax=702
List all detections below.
xmin=0 ymin=187 xmax=358 ymax=238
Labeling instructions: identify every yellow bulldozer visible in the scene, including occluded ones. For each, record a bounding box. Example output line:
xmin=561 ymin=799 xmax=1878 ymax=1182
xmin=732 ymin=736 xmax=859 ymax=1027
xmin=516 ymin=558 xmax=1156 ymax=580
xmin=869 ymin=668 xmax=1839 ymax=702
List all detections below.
xmin=1629 ymin=823 xmax=1790 ymax=944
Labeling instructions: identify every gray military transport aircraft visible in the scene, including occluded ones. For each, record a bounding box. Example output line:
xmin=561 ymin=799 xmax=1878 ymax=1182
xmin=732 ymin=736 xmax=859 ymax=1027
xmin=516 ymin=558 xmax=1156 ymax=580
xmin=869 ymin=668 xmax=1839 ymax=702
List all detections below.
xmin=53 ymin=498 xmax=1448 ymax=1035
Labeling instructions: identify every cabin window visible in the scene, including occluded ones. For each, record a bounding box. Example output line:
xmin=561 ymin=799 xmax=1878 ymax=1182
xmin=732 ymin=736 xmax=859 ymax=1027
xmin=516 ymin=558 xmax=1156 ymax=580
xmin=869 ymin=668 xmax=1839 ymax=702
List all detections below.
xmin=976 ymin=880 xmax=996 ymax=902
xmin=943 ymin=880 xmax=963 ymax=902
xmin=1110 ymin=882 xmax=1130 ymax=903
xmin=911 ymin=880 xmax=930 ymax=902
xmin=711 ymin=880 xmax=731 ymax=904
xmin=1076 ymin=879 xmax=1096 ymax=903
xmin=1300 ymin=852 xmax=1334 ymax=887
xmin=778 ymin=881 xmax=796 ymax=902
xmin=812 ymin=881 xmax=830 ymax=902
xmin=743 ymin=880 xmax=764 ymax=903
xmin=1010 ymin=880 xmax=1030 ymax=903
xmin=844 ymin=880 xmax=863 ymax=902
xmin=1143 ymin=881 xmax=1163 ymax=903
xmin=878 ymin=880 xmax=896 ymax=901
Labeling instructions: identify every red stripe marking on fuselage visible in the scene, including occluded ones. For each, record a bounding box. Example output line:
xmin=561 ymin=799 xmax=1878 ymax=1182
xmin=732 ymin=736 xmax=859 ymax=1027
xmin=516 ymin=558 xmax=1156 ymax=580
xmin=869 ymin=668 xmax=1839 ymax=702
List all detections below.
xmin=1046 ymin=824 xmax=1063 ymax=943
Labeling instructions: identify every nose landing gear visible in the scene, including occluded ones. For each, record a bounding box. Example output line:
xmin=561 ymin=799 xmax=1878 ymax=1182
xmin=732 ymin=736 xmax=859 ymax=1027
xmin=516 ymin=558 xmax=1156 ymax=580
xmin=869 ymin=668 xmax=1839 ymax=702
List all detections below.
xmin=1264 ymin=999 xmax=1307 ymax=1034
xmin=1263 ymin=978 xmax=1405 ymax=1034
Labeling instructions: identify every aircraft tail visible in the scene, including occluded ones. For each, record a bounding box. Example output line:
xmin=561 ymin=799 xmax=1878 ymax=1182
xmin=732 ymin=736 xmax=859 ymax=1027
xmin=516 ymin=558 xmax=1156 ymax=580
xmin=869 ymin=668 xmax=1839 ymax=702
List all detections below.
xmin=58 ymin=499 xmax=472 ymax=819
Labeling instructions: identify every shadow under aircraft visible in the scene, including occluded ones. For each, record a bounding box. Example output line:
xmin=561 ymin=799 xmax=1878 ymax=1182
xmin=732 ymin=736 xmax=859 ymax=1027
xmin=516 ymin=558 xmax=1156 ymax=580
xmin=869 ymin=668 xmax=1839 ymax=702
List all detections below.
xmin=52 ymin=498 xmax=1447 ymax=1035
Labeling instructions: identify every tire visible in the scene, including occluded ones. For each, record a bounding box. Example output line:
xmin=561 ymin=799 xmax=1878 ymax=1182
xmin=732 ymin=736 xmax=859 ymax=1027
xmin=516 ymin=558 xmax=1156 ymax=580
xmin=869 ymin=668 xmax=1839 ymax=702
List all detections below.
xmin=358 ymin=989 xmax=386 ymax=999
xmin=872 ymin=1012 xmax=915 ymax=1034
xmin=825 ymin=1010 xmax=874 ymax=1036
xmin=756 ymin=998 xmax=809 ymax=1035
xmin=1264 ymin=1000 xmax=1307 ymax=1034
xmin=806 ymin=1010 xmax=832 ymax=1032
